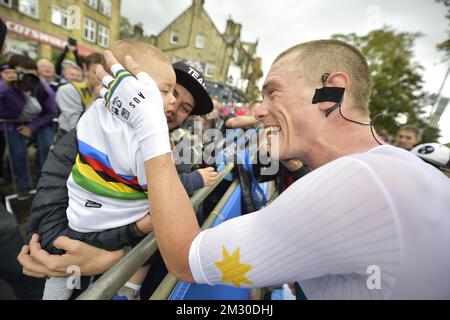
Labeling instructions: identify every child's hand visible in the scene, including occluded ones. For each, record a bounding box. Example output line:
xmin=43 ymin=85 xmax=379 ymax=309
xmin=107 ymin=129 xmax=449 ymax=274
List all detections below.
xmin=281 ymin=159 xmax=304 ymax=172
xmin=96 ymin=51 xmax=170 ymax=161
xmin=198 ymin=167 xmax=219 ymax=187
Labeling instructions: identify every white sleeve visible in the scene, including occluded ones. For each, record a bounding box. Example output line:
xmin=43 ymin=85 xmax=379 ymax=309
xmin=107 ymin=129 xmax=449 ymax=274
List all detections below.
xmin=188 ymin=157 xmax=403 ymax=289
xmin=134 ymin=144 xmax=147 ymax=189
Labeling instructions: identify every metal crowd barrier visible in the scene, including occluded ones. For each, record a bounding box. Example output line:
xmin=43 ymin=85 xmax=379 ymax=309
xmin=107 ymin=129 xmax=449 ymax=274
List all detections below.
xmin=149 ymin=179 xmax=240 ymax=300
xmin=77 ymin=163 xmax=236 ymax=300
xmin=0 ymin=118 xmax=59 ymax=213
xmin=0 ymin=119 xmax=33 ymax=197
xmin=151 ymin=179 xmax=276 ymax=300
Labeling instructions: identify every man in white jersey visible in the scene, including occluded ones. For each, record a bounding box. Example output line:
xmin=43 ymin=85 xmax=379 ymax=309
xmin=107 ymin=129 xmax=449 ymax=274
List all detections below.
xmin=19 ymin=40 xmax=450 ymax=299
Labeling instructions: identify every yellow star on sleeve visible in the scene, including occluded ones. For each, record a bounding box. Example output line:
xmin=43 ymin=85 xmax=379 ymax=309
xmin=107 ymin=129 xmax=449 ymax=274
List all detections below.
xmin=214 ymin=246 xmax=253 ymax=287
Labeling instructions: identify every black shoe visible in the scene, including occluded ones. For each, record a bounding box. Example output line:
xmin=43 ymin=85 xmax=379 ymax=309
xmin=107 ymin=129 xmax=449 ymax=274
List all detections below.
xmin=17 ymin=189 xmax=30 ymax=200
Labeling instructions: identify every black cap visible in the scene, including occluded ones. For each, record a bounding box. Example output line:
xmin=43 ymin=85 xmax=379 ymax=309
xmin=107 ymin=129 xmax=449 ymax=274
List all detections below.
xmin=173 ymin=62 xmax=213 ymax=115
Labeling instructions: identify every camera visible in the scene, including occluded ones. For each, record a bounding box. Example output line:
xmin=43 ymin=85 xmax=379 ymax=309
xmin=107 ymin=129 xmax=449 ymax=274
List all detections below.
xmin=68 ymin=37 xmax=77 ymax=46
xmin=15 ymin=71 xmax=41 ymax=91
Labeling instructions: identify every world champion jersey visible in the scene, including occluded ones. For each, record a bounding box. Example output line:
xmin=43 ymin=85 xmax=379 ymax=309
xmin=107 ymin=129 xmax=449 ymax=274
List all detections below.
xmin=67 ymin=99 xmax=149 ymax=233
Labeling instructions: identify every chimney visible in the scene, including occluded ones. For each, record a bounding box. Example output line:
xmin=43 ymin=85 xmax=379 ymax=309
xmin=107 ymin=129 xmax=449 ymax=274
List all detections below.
xmin=225 ymin=17 xmax=241 ymax=39
xmin=235 ymin=23 xmax=241 ymax=39
xmin=193 ymin=0 xmax=205 ymax=8
xmin=133 ymin=23 xmax=144 ymax=38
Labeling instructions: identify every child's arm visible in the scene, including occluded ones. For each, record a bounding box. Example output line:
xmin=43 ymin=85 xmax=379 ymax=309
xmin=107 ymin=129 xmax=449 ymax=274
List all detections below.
xmin=178 ymin=167 xmax=219 ymax=196
xmin=178 ymin=171 xmax=204 ymax=196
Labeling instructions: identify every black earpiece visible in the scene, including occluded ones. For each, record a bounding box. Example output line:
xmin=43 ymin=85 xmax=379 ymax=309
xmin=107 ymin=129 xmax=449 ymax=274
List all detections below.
xmin=321 ymin=73 xmax=330 ymax=85
xmin=325 ymin=104 xmax=340 ymax=117
xmin=311 ymin=73 xmax=383 ymax=145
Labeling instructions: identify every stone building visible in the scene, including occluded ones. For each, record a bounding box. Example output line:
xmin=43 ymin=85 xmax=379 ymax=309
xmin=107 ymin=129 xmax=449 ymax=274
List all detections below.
xmin=148 ymin=0 xmax=263 ymax=101
xmin=0 ymin=0 xmax=121 ymax=60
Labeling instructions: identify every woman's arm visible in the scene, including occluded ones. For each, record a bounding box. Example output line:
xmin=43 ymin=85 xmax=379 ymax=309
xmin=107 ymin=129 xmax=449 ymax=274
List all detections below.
xmin=55 ymin=47 xmax=68 ymax=76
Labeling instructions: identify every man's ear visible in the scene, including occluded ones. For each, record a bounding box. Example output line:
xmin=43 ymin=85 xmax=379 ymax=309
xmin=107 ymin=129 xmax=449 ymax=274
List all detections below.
xmin=326 ymin=72 xmax=349 ymax=88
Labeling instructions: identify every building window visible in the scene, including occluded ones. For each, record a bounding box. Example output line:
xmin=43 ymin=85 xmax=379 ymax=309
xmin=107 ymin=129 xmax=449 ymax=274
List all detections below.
xmin=85 ymin=0 xmax=98 ymax=10
xmin=0 ymin=0 xmax=12 ymax=8
xmin=84 ymin=17 xmax=97 ymax=43
xmin=19 ymin=0 xmax=39 ymax=19
xmin=99 ymin=0 xmax=111 ymax=17
xmin=205 ymin=63 xmax=215 ymax=78
xmin=170 ymin=30 xmax=179 ymax=45
xmin=98 ymin=24 xmax=110 ymax=48
xmin=52 ymin=5 xmax=68 ymax=28
xmin=195 ymin=34 xmax=205 ymax=49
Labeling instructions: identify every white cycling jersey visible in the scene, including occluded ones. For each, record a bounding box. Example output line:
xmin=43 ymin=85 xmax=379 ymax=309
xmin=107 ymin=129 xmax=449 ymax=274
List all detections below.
xmin=188 ymin=145 xmax=450 ymax=299
xmin=67 ymin=99 xmax=149 ymax=232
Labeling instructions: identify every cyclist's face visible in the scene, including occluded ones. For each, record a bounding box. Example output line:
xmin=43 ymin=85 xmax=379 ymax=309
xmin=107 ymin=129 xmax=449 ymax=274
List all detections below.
xmin=256 ymin=53 xmax=317 ymax=161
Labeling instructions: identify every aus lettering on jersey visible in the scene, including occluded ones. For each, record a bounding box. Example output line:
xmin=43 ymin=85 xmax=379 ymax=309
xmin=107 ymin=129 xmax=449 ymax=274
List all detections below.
xmin=129 ymin=92 xmax=146 ymax=108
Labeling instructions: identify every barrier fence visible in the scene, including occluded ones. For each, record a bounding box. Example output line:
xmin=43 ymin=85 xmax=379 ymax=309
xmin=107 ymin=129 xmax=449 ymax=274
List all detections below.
xmin=77 ymin=163 xmax=237 ymax=300
xmin=1 ymin=119 xmax=57 ymax=213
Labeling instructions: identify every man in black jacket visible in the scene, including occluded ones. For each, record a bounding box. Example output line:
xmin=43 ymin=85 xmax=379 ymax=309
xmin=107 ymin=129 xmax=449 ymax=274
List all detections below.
xmin=0 ymin=203 xmax=44 ymax=299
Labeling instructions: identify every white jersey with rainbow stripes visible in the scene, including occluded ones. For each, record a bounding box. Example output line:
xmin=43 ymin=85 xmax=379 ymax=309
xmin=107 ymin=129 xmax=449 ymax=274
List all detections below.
xmin=67 ymin=99 xmax=149 ymax=233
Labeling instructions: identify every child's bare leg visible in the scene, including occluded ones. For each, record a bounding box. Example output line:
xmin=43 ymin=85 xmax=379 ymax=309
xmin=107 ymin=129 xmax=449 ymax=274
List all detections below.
xmin=113 ymin=265 xmax=150 ymax=300
xmin=127 ymin=264 xmax=150 ymax=286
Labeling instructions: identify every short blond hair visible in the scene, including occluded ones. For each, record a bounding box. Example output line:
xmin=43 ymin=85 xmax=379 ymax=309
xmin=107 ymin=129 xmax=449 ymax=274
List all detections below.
xmin=275 ymin=39 xmax=372 ymax=116
xmin=104 ymin=39 xmax=170 ymax=70
xmin=64 ymin=63 xmax=82 ymax=73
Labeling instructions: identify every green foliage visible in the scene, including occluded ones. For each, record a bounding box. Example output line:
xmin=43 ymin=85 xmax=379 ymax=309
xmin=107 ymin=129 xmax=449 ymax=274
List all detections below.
xmin=119 ymin=16 xmax=134 ymax=40
xmin=332 ymin=28 xmax=440 ymax=142
xmin=422 ymin=126 xmax=441 ymax=143
xmin=436 ymin=0 xmax=450 ymax=60
xmin=119 ymin=17 xmax=153 ymax=43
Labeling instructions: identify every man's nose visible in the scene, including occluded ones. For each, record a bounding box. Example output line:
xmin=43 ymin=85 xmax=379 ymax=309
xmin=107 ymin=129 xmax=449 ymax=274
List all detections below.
xmin=255 ymin=101 xmax=268 ymax=121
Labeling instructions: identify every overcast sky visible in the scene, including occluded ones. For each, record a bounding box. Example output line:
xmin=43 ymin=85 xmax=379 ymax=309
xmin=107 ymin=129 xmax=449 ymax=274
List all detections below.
xmin=121 ymin=0 xmax=450 ymax=143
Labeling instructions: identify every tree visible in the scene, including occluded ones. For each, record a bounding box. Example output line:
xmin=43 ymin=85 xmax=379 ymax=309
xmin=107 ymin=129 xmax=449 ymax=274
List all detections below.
xmin=332 ymin=28 xmax=440 ymax=142
xmin=119 ymin=16 xmax=134 ymax=40
xmin=119 ymin=17 xmax=155 ymax=44
xmin=436 ymin=0 xmax=450 ymax=61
